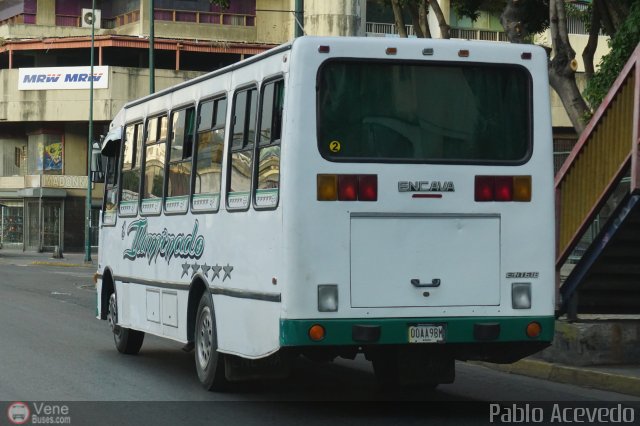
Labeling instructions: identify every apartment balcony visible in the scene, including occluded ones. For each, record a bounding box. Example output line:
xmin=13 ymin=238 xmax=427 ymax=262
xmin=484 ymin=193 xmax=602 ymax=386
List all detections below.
xmin=366 ymin=22 xmax=507 ymax=41
xmin=0 ymin=8 xmax=257 ymax=44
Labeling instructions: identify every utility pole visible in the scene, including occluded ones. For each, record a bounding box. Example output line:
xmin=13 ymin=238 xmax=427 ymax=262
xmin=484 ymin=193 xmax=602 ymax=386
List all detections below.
xmin=294 ymin=0 xmax=304 ymax=37
xmin=149 ymin=0 xmax=155 ymax=94
xmin=84 ymin=0 xmax=96 ymax=263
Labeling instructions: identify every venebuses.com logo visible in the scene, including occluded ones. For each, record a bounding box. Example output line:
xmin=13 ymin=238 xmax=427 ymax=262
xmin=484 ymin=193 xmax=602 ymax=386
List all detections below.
xmin=7 ymin=402 xmax=30 ymax=425
xmin=6 ymin=402 xmax=71 ymax=424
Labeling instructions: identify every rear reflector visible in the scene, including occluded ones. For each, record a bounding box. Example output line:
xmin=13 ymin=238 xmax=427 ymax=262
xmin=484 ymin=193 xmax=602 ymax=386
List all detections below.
xmin=309 ymin=324 xmax=326 ymax=341
xmin=318 ymin=174 xmax=377 ymax=202
xmin=475 ymin=175 xmax=531 ymax=202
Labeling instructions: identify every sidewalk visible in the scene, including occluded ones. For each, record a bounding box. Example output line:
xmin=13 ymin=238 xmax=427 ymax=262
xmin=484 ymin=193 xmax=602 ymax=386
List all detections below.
xmin=0 ymin=248 xmax=97 ymax=268
xmin=1 ymin=248 xmax=639 ymax=397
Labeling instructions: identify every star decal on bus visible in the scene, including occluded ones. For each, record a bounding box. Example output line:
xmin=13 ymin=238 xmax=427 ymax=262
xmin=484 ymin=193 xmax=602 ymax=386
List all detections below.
xmin=223 ymin=264 xmax=234 ymax=281
xmin=191 ymin=263 xmax=200 ymax=276
xmin=181 ymin=262 xmax=190 ymax=278
xmin=211 ymin=264 xmax=222 ymax=280
xmin=201 ymin=264 xmax=211 ymax=276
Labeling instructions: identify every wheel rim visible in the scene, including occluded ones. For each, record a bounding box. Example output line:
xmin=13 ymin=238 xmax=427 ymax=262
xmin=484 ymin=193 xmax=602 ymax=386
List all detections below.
xmin=197 ymin=306 xmax=214 ymax=370
xmin=107 ymin=293 xmax=122 ymax=338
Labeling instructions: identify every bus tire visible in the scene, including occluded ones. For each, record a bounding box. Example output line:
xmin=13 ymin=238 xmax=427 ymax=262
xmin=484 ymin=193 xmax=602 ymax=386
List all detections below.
xmin=194 ymin=292 xmax=227 ymax=391
xmin=108 ymin=292 xmax=145 ymax=355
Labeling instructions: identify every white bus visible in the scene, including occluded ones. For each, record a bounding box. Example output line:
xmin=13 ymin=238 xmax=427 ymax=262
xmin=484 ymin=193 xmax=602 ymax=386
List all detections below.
xmin=95 ymin=36 xmax=555 ymax=390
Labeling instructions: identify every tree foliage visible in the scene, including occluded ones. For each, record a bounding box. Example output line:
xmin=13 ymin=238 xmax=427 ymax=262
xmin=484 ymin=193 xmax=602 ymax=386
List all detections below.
xmin=583 ymin=1 xmax=640 ymax=109
xmin=209 ymin=0 xmax=230 ymax=9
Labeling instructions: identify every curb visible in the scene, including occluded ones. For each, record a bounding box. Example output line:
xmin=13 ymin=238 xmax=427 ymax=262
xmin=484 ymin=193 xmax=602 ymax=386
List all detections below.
xmin=476 ymin=359 xmax=640 ymax=397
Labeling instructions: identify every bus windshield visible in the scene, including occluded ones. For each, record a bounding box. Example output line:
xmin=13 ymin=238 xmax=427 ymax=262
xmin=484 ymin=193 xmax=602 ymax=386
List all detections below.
xmin=317 ymin=60 xmax=531 ymax=163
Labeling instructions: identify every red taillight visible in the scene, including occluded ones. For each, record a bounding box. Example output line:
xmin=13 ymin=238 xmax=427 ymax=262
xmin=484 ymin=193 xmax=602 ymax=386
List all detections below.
xmin=475 ymin=176 xmax=494 ymax=201
xmin=338 ymin=175 xmax=358 ymax=201
xmin=494 ymin=176 xmax=513 ymax=201
xmin=318 ymin=174 xmax=377 ymax=201
xmin=358 ymin=175 xmax=378 ymax=201
xmin=475 ymin=175 xmax=531 ymax=202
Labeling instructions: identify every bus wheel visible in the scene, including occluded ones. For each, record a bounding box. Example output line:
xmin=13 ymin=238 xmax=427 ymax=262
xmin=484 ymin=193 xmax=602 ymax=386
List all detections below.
xmin=107 ymin=292 xmax=144 ymax=355
xmin=194 ymin=292 xmax=227 ymax=391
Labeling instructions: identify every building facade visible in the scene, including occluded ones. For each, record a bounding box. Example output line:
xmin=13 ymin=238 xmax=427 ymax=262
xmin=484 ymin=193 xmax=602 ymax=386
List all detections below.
xmin=0 ymin=0 xmax=290 ymax=251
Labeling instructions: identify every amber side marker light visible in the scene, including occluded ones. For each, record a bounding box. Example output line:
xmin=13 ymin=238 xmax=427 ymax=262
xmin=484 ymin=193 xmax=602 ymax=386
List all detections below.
xmin=309 ymin=324 xmax=326 ymax=341
xmin=386 ymin=47 xmax=397 ymax=55
xmin=526 ymin=322 xmax=542 ymax=338
xmin=458 ymin=49 xmax=470 ymax=57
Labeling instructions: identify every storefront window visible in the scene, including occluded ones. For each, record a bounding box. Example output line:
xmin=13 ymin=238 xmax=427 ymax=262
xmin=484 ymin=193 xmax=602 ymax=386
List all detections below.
xmin=1 ymin=202 xmax=24 ymax=246
xmin=28 ymin=133 xmax=64 ymax=175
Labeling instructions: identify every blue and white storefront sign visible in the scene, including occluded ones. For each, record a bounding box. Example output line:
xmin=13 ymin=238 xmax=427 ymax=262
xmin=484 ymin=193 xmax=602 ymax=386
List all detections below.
xmin=18 ymin=66 xmax=109 ymax=90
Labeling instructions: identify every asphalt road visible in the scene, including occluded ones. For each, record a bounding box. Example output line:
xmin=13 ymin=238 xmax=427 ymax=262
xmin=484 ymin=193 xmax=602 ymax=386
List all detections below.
xmin=1 ymin=261 xmax=638 ymax=425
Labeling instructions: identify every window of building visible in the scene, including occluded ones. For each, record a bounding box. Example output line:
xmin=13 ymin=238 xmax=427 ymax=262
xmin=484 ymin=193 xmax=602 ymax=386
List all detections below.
xmin=27 ymin=133 xmax=64 ymax=175
xmin=119 ymin=122 xmax=143 ymax=216
xmin=193 ymin=97 xmax=227 ymax=212
xmin=228 ymin=87 xmax=257 ymax=210
xmin=255 ymin=79 xmax=284 ymax=209
xmin=166 ymin=107 xmax=195 ymax=213
xmin=141 ymin=114 xmax=168 ymax=215
xmin=1 ymin=202 xmax=24 ymax=246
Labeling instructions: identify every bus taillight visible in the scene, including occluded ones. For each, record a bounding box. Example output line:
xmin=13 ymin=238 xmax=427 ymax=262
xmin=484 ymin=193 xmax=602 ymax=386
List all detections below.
xmin=494 ymin=176 xmax=513 ymax=201
xmin=475 ymin=175 xmax=531 ymax=202
xmin=358 ymin=175 xmax=378 ymax=201
xmin=318 ymin=174 xmax=377 ymax=201
xmin=338 ymin=175 xmax=358 ymax=201
xmin=474 ymin=176 xmax=494 ymax=201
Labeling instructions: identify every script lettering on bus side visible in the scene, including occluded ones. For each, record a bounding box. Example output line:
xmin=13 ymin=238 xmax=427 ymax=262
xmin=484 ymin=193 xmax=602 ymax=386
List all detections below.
xmin=122 ymin=218 xmax=205 ymax=265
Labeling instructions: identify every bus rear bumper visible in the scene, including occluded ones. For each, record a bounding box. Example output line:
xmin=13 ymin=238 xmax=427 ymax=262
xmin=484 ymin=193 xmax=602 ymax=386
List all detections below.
xmin=280 ymin=316 xmax=554 ymax=363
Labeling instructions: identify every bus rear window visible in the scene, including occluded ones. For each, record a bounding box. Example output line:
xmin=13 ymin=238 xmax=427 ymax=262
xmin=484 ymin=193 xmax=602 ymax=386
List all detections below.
xmin=317 ymin=60 xmax=531 ymax=163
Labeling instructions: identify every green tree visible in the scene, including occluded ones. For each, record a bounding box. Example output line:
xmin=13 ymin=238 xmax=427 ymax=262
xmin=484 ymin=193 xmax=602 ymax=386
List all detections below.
xmin=583 ymin=1 xmax=640 ymax=109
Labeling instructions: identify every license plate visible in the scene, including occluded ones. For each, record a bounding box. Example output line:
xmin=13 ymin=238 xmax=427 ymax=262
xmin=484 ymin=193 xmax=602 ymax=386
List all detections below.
xmin=408 ymin=324 xmax=446 ymax=343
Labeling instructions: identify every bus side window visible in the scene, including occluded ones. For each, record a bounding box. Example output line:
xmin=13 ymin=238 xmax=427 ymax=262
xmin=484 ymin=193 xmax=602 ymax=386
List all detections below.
xmin=255 ymin=79 xmax=284 ymax=209
xmin=141 ymin=114 xmax=167 ymax=215
xmin=192 ymin=97 xmax=227 ymax=212
xmin=228 ymin=87 xmax=257 ymax=210
xmin=119 ymin=122 xmax=143 ymax=216
xmin=166 ymin=107 xmax=195 ymax=213
xmin=102 ymin=145 xmax=120 ymax=225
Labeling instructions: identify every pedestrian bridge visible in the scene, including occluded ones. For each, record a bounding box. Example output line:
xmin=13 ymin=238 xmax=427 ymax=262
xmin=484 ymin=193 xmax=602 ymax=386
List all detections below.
xmin=556 ymin=43 xmax=640 ymax=318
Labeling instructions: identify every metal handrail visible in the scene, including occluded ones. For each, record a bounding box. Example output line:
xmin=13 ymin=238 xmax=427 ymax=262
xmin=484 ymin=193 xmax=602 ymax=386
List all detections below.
xmin=555 ymin=43 xmax=640 ymax=267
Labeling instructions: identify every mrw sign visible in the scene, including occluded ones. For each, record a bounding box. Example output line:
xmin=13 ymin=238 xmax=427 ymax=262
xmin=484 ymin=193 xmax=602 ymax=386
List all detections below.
xmin=18 ymin=66 xmax=109 ymax=90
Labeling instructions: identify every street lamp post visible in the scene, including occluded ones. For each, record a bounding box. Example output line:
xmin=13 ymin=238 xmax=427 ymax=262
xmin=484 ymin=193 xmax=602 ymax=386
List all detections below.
xmin=84 ymin=0 xmax=96 ymax=263
xmin=150 ymin=0 xmax=155 ymax=94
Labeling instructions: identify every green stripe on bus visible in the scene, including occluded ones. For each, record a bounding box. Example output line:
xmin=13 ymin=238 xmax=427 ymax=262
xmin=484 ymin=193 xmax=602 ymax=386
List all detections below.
xmin=280 ymin=316 xmax=554 ymax=346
